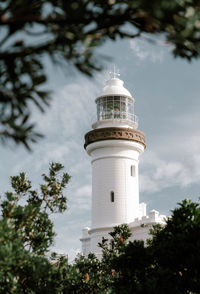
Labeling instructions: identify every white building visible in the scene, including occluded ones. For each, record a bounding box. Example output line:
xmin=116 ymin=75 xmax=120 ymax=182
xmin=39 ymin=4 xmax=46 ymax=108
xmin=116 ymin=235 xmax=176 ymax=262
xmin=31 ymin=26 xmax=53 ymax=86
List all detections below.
xmin=81 ymin=71 xmax=166 ymax=257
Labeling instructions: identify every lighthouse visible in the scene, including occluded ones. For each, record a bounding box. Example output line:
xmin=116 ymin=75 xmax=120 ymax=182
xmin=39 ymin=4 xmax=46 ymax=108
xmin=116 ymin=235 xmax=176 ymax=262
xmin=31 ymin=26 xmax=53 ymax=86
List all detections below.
xmin=81 ymin=70 xmax=165 ymax=257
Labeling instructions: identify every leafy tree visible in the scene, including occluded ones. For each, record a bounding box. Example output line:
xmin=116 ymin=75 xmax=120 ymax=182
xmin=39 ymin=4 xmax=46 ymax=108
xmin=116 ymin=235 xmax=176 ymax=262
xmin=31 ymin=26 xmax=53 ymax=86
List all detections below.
xmin=63 ymin=225 xmax=132 ymax=294
xmin=110 ymin=199 xmax=200 ymax=294
xmin=0 ymin=0 xmax=200 ymax=148
xmin=148 ymin=199 xmax=200 ymax=294
xmin=0 ymin=162 xmax=70 ymax=293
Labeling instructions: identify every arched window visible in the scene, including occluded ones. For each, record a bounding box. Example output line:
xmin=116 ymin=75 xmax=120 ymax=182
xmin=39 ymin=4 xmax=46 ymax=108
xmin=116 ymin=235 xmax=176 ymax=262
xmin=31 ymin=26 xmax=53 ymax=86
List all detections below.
xmin=110 ymin=191 xmax=114 ymax=202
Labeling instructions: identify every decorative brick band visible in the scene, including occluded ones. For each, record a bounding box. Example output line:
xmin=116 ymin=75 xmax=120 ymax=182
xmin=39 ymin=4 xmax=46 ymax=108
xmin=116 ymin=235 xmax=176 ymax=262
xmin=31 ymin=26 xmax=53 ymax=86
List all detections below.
xmin=84 ymin=127 xmax=146 ymax=149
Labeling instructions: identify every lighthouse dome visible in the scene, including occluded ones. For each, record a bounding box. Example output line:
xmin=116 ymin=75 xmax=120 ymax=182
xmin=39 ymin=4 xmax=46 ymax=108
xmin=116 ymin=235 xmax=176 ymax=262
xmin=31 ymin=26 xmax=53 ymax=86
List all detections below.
xmin=98 ymin=78 xmax=132 ymax=98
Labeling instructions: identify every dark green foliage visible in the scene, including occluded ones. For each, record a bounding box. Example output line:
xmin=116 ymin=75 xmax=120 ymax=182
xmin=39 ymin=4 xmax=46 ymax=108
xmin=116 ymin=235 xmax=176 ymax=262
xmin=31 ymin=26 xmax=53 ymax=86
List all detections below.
xmin=99 ymin=223 xmax=131 ymax=261
xmin=148 ymin=199 xmax=200 ymax=294
xmin=0 ymin=162 xmax=70 ymax=293
xmin=0 ymin=0 xmax=200 ymax=148
xmin=110 ymin=199 xmax=200 ymax=294
xmin=109 ymin=240 xmax=152 ymax=294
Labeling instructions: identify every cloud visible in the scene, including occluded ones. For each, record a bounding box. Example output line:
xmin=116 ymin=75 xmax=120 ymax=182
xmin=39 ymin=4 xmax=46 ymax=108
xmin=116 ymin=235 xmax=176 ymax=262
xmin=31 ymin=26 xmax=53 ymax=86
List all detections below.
xmin=140 ymin=127 xmax=200 ymax=194
xmin=75 ymin=185 xmax=92 ymax=198
xmin=10 ymin=73 xmax=102 ymax=176
xmin=140 ymin=152 xmax=185 ymax=193
xmin=52 ymin=221 xmax=83 ymax=262
xmin=69 ymin=184 xmax=92 ymax=212
xmin=130 ymin=38 xmax=165 ymax=63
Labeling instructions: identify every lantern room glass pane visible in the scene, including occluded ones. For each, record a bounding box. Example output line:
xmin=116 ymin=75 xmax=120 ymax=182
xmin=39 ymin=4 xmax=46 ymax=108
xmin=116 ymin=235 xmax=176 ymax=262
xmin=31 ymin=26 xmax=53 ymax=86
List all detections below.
xmin=128 ymin=103 xmax=133 ymax=113
xmin=121 ymin=101 xmax=126 ymax=111
xmin=114 ymin=99 xmax=120 ymax=118
xmin=114 ymin=100 xmax=120 ymax=108
xmin=97 ymin=101 xmax=100 ymax=120
xmin=96 ymin=96 xmax=135 ymax=122
xmin=107 ymin=99 xmax=113 ymax=118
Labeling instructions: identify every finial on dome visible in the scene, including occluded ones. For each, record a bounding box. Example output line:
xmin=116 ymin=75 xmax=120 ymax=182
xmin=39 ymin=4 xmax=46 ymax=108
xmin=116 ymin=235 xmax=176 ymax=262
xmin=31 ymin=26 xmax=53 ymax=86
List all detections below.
xmin=109 ymin=64 xmax=120 ymax=79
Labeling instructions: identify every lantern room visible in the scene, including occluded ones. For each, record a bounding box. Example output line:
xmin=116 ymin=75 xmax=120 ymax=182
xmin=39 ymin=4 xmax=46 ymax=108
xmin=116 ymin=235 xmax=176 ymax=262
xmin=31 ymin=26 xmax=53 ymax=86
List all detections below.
xmin=92 ymin=76 xmax=138 ymax=129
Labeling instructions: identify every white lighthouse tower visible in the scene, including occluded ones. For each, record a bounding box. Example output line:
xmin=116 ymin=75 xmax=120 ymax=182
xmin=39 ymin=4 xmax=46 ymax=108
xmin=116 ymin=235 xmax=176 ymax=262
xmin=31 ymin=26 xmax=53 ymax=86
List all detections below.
xmin=81 ymin=70 xmax=165 ymax=257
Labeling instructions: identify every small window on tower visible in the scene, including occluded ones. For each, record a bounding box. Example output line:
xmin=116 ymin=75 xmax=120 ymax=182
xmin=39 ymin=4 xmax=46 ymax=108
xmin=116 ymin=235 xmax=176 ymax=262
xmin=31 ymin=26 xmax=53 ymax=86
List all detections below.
xmin=110 ymin=191 xmax=114 ymax=202
xmin=131 ymin=165 xmax=135 ymax=177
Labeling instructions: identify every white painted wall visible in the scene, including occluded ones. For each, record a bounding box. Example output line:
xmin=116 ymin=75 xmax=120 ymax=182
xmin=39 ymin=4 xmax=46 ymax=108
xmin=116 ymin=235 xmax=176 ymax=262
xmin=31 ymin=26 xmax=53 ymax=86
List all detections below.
xmin=81 ymin=211 xmax=166 ymax=258
xmin=86 ymin=140 xmax=144 ymax=229
xmin=92 ymin=119 xmax=138 ymax=129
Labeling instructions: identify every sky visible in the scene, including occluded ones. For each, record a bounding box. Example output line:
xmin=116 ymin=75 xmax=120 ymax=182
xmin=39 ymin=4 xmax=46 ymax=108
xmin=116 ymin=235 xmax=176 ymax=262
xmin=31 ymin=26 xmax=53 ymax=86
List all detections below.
xmin=0 ymin=35 xmax=200 ymax=261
